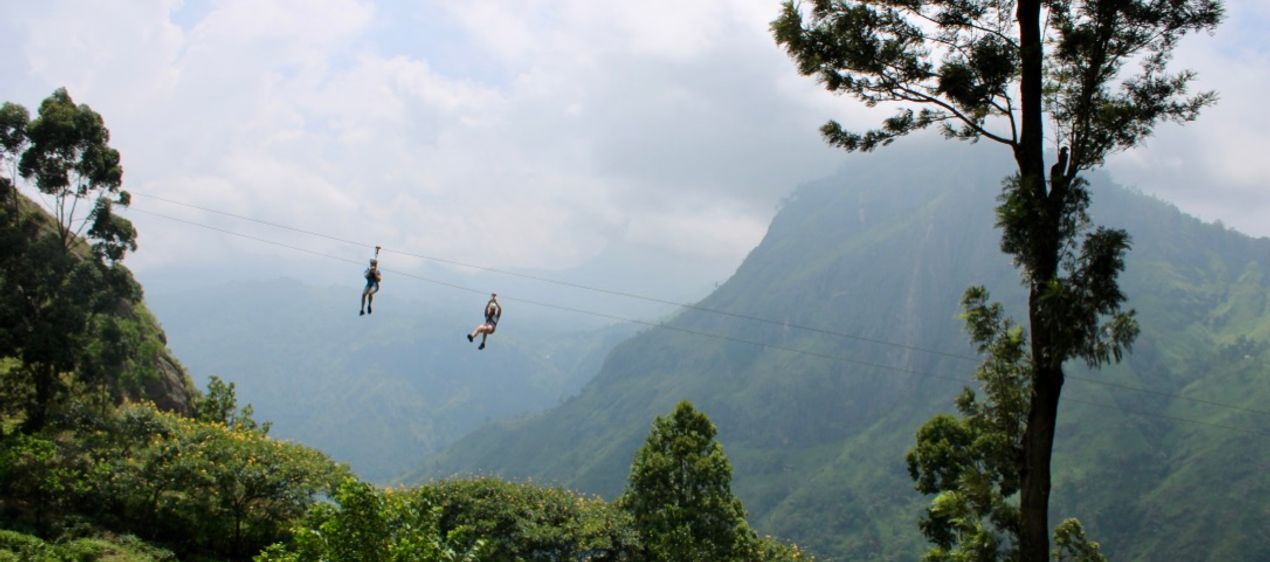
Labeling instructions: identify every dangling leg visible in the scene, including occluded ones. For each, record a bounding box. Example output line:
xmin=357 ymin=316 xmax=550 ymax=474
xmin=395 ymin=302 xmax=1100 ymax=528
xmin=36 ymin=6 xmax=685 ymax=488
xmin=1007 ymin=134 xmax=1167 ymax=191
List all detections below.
xmin=479 ymin=324 xmax=494 ymax=350
xmin=360 ymin=290 xmax=368 ymax=315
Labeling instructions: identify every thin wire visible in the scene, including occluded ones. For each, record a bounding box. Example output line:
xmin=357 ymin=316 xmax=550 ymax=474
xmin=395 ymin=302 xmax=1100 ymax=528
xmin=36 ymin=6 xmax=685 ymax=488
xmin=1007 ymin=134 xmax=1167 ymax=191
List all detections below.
xmin=1064 ymin=397 xmax=1270 ymax=438
xmin=128 ymin=190 xmax=980 ymax=362
xmin=124 ymin=206 xmax=972 ymax=386
xmin=123 ymin=206 xmax=1270 ymax=439
xmin=125 ymin=192 xmax=1270 ymax=420
xmin=1066 ymin=373 xmax=1270 ymax=419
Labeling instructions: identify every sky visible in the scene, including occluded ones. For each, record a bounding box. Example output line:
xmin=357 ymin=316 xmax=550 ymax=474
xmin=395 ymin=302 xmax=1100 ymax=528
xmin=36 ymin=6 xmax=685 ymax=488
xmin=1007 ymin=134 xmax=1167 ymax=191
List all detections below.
xmin=1 ymin=0 xmax=1266 ymax=300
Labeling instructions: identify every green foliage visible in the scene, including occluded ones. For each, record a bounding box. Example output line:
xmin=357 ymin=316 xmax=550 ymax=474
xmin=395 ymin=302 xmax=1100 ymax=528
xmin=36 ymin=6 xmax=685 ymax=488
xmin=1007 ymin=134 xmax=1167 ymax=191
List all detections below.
xmin=264 ymin=473 xmax=812 ymax=562
xmin=0 ymin=399 xmax=346 ymax=560
xmin=264 ymin=476 xmax=647 ymax=562
xmin=1050 ymin=519 xmax=1106 ymax=562
xmin=17 ymin=88 xmax=131 ymax=259
xmin=907 ymin=288 xmax=1030 ymax=561
xmin=0 ymin=528 xmax=176 ymax=562
xmin=755 ymin=535 xmax=816 ymax=562
xmin=97 ymin=402 xmax=344 ymax=556
xmin=996 ymin=174 xmax=1139 ymax=369
xmin=0 ymin=90 xmax=151 ymax=433
xmin=619 ymin=401 xmax=756 ymax=562
xmin=907 ymin=288 xmax=1118 ymax=562
xmin=415 ymin=477 xmax=638 ymax=561
xmin=194 ymin=375 xmax=271 ymax=434
xmin=0 ymin=102 xmax=29 ymax=209
xmin=258 ymin=478 xmax=487 ymax=562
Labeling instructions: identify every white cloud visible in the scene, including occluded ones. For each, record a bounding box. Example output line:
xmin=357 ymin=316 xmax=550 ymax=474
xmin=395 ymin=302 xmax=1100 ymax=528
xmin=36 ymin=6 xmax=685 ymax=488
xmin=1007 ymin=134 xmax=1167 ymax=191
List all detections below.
xmin=2 ymin=0 xmax=1263 ymax=291
xmin=1104 ymin=0 xmax=1270 ymax=238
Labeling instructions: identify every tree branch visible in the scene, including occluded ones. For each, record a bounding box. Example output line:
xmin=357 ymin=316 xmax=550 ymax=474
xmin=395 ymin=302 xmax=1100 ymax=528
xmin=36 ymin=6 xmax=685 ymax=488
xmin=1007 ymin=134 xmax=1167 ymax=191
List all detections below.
xmin=908 ymin=7 xmax=1019 ymax=48
xmin=896 ymin=85 xmax=1018 ymax=146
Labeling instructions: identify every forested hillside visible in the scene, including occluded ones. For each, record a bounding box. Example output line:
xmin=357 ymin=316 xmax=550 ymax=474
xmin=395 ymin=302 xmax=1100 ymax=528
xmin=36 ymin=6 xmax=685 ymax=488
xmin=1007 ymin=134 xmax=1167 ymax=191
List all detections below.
xmin=417 ymin=144 xmax=1270 ymax=561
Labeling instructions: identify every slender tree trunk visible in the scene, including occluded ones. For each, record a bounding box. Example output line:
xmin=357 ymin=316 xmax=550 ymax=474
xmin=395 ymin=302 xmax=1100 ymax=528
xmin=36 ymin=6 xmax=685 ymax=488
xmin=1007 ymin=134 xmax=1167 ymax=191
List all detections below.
xmin=1020 ymin=334 xmax=1064 ymax=562
xmin=1014 ymin=0 xmax=1061 ymax=560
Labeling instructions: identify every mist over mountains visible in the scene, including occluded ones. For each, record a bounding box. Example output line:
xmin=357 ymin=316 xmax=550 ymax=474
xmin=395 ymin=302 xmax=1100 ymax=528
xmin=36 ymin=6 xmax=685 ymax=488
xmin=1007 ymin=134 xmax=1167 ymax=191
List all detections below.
xmin=146 ymin=281 xmax=638 ymax=482
xmin=138 ymin=141 xmax=1269 ymax=560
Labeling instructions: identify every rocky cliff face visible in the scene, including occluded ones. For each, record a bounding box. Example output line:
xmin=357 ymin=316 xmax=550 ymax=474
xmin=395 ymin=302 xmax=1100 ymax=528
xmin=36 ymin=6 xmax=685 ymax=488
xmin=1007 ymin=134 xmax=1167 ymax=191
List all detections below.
xmin=137 ymin=342 xmax=197 ymax=416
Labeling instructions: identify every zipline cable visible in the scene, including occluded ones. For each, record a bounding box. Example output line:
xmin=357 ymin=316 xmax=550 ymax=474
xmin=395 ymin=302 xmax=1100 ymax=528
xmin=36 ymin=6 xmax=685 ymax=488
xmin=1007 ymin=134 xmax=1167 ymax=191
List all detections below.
xmin=122 ymin=199 xmax=1270 ymax=422
xmin=123 ymin=205 xmax=1270 ymax=438
xmin=128 ymin=190 xmax=979 ymax=362
xmin=125 ymin=206 xmax=971 ymax=385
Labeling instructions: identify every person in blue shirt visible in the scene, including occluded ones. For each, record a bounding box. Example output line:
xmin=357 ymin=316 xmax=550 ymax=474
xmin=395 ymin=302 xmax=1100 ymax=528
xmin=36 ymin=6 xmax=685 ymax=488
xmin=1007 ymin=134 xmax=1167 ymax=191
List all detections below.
xmin=360 ymin=255 xmax=382 ymax=316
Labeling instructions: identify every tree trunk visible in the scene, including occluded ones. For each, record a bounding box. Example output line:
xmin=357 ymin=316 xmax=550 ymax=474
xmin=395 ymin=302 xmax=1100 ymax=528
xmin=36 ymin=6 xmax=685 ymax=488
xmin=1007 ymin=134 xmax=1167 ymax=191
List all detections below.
xmin=1015 ymin=0 xmax=1058 ymax=559
xmin=1020 ymin=337 xmax=1064 ymax=562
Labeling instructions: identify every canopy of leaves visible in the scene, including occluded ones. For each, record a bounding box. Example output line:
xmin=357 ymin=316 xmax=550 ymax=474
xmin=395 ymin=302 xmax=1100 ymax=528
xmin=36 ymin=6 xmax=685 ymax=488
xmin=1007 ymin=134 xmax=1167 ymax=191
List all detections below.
xmin=0 ymin=399 xmax=346 ymax=560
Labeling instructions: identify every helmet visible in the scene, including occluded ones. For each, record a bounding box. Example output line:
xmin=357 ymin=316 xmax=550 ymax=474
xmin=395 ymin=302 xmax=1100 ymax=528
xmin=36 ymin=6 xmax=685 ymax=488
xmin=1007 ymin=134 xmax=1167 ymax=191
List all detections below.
xmin=370 ymin=259 xmax=378 ymax=265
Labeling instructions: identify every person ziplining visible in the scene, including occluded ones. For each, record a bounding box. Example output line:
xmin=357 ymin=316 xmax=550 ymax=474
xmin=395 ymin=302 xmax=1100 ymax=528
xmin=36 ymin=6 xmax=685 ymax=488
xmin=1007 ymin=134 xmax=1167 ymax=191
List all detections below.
xmin=359 ymin=246 xmax=383 ymax=316
xmin=466 ymin=293 xmax=502 ymax=350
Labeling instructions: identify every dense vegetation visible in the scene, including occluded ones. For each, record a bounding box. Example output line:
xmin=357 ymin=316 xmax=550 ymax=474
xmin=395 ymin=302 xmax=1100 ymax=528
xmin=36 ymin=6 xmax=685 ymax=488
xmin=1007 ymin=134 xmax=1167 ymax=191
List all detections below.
xmin=261 ymin=402 xmax=809 ymax=562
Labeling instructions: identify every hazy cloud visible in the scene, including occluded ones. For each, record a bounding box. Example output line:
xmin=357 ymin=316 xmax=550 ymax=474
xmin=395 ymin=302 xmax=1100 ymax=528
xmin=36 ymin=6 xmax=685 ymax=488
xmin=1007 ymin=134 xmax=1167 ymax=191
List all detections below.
xmin=1 ymin=0 xmax=1263 ymax=293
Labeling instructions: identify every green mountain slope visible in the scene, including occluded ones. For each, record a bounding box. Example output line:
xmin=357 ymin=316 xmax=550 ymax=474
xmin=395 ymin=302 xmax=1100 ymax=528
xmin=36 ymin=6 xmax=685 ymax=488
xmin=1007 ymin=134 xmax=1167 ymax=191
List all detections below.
xmin=146 ymin=281 xmax=637 ymax=482
xmin=414 ymin=144 xmax=1270 ymax=561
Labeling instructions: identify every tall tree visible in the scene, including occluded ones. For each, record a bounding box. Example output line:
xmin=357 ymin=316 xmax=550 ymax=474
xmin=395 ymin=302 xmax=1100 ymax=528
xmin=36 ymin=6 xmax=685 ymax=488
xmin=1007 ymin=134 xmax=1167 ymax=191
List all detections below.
xmin=618 ymin=401 xmax=756 ymax=562
xmin=0 ymin=89 xmax=140 ymax=432
xmin=772 ymin=0 xmax=1221 ymax=559
xmin=19 ymin=87 xmax=134 ymax=261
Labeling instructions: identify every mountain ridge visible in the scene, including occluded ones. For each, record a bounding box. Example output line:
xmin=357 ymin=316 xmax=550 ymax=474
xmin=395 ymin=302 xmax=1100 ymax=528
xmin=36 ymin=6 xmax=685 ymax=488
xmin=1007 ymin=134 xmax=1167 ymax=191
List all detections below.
xmin=413 ymin=144 xmax=1270 ymax=561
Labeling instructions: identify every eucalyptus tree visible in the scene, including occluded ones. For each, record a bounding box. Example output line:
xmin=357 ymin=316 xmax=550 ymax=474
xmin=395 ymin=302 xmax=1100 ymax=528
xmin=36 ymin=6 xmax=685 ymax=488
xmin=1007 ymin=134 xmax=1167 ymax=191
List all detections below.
xmin=19 ymin=87 xmax=134 ymax=261
xmin=1 ymin=89 xmax=140 ymax=432
xmin=773 ymin=0 xmax=1222 ymax=559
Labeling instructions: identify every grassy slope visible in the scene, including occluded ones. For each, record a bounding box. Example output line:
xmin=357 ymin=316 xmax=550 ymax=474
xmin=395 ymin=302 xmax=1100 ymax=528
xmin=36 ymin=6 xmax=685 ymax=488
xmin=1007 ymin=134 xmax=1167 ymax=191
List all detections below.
xmin=416 ymin=145 xmax=1270 ymax=561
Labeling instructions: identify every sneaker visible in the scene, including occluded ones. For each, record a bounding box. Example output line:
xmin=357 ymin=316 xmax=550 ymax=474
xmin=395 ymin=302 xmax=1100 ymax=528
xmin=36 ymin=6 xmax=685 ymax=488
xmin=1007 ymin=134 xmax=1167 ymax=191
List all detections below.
xmin=359 ymin=310 xmax=365 ymax=316
xmin=368 ymin=305 xmax=373 ymax=314
xmin=467 ymin=334 xmax=474 ymax=342
xmin=478 ymin=342 xmax=486 ymax=350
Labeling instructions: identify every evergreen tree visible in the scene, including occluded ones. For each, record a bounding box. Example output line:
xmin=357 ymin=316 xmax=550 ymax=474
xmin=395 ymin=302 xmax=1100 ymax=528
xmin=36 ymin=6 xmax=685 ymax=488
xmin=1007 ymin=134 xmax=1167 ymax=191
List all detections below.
xmin=773 ymin=0 xmax=1221 ymax=559
xmin=618 ymin=401 xmax=755 ymax=562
